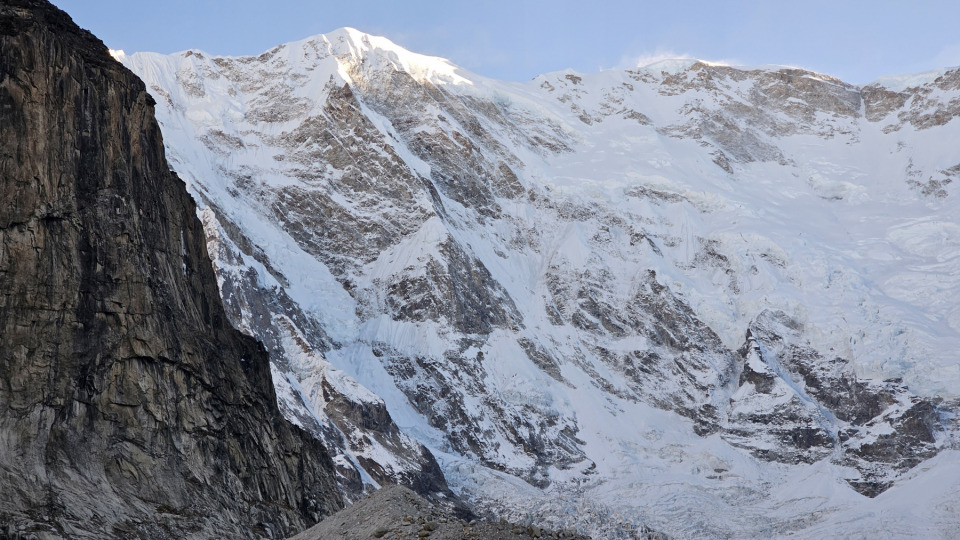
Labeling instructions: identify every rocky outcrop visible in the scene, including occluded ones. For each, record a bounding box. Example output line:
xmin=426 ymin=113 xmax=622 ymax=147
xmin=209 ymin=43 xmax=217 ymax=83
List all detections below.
xmin=725 ymin=310 xmax=942 ymax=496
xmin=0 ymin=1 xmax=341 ymax=537
xmin=864 ymin=68 xmax=960 ymax=132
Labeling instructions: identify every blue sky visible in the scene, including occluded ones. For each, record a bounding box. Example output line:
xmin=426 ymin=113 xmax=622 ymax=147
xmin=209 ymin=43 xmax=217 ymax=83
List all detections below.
xmin=53 ymin=0 xmax=960 ymax=84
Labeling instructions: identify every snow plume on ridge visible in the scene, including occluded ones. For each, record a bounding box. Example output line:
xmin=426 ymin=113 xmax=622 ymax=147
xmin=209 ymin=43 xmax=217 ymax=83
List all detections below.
xmin=619 ymin=48 xmax=736 ymax=71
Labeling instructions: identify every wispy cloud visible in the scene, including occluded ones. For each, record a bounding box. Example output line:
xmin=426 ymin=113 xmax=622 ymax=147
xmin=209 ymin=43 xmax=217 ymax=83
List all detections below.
xmin=614 ymin=48 xmax=740 ymax=71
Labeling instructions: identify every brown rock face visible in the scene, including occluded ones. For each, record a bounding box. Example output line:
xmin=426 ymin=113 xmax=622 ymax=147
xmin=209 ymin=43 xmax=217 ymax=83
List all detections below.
xmin=0 ymin=1 xmax=341 ymax=537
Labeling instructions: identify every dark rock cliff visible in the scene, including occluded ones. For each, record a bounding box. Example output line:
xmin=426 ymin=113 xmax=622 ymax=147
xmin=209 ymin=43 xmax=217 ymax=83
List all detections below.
xmin=0 ymin=1 xmax=342 ymax=537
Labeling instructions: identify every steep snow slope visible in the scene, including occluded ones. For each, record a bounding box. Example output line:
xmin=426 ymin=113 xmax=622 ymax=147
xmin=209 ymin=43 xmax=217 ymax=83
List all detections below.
xmin=120 ymin=30 xmax=960 ymax=538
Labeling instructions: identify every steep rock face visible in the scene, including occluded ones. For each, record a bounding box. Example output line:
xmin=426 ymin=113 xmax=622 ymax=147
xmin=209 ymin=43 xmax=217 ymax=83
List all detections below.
xmin=0 ymin=2 xmax=341 ymax=538
xmin=122 ymin=31 xmax=960 ymax=539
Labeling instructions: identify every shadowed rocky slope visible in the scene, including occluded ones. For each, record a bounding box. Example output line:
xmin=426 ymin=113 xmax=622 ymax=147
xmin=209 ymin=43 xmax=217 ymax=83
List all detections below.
xmin=0 ymin=1 xmax=341 ymax=537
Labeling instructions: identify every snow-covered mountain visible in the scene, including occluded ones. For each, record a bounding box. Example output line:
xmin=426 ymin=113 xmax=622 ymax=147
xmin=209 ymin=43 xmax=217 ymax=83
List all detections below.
xmin=118 ymin=29 xmax=960 ymax=538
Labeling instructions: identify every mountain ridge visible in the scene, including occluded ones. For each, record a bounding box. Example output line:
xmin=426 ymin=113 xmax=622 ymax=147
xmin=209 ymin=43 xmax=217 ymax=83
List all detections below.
xmin=120 ymin=27 xmax=960 ymax=538
xmin=114 ymin=26 xmax=960 ymax=94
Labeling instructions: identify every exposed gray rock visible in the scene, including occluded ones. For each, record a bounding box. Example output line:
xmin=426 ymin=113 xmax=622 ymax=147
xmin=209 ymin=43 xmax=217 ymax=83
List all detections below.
xmin=654 ymin=63 xmax=862 ymax=166
xmin=864 ymin=68 xmax=960 ymax=132
xmin=725 ymin=310 xmax=943 ymax=495
xmin=199 ymin=205 xmax=455 ymax=505
xmin=384 ymin=239 xmax=522 ymax=335
xmin=265 ymin=81 xmax=433 ymax=274
xmin=0 ymin=1 xmax=341 ymax=537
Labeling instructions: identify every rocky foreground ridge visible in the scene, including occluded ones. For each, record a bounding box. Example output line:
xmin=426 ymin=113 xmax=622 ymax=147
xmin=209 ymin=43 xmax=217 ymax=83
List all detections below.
xmin=291 ymin=484 xmax=614 ymax=540
xmin=0 ymin=1 xmax=342 ymax=537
